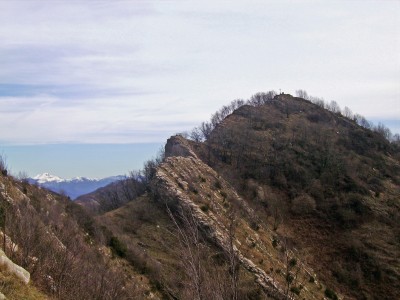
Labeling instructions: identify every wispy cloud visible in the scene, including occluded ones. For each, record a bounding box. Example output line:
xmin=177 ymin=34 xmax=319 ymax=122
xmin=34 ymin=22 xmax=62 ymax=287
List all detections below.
xmin=0 ymin=0 xmax=399 ymax=145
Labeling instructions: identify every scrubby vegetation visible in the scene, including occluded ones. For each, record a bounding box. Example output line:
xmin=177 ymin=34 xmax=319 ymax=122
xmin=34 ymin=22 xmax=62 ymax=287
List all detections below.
xmin=186 ymin=92 xmax=399 ymax=299
xmin=0 ymin=173 xmax=150 ymax=299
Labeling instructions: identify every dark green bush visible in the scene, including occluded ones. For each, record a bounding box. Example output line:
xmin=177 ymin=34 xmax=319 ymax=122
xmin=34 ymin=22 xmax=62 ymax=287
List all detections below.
xmin=324 ymin=288 xmax=338 ymax=300
xmin=290 ymin=286 xmax=301 ymax=295
xmin=289 ymin=258 xmax=297 ymax=267
xmin=214 ymin=180 xmax=222 ymax=189
xmin=200 ymin=204 xmax=209 ymax=212
xmin=250 ymin=221 xmax=260 ymax=231
xmin=108 ymin=236 xmax=127 ymax=258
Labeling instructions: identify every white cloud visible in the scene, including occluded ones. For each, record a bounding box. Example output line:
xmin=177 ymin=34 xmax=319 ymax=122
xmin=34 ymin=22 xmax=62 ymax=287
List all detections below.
xmin=0 ymin=0 xmax=399 ymax=145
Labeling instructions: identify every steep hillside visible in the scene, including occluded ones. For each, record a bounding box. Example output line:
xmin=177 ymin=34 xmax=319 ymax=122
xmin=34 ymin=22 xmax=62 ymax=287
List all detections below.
xmin=97 ymin=147 xmax=330 ymax=299
xmin=97 ymin=189 xmax=269 ymax=299
xmin=190 ymin=94 xmax=400 ymax=299
xmin=152 ymin=151 xmax=332 ymax=299
xmin=0 ymin=172 xmax=155 ymax=299
xmin=76 ymin=174 xmax=145 ymax=214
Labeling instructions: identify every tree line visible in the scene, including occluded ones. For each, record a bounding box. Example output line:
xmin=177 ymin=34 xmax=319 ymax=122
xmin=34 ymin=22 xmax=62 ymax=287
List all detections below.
xmin=182 ymin=89 xmax=399 ymax=144
xmin=294 ymin=89 xmax=398 ymax=143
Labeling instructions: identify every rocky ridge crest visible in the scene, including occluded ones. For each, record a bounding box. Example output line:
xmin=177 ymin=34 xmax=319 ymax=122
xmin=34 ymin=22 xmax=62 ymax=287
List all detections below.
xmin=150 ymin=135 xmax=322 ymax=299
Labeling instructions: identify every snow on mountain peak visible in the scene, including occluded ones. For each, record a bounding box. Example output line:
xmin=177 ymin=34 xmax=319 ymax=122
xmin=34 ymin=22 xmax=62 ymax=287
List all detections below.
xmin=28 ymin=173 xmax=127 ymax=199
xmin=33 ymin=173 xmax=63 ymax=183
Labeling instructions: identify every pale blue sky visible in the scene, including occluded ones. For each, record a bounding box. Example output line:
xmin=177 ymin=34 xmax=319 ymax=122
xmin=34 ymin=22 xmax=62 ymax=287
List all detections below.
xmin=1 ymin=143 xmax=163 ymax=178
xmin=0 ymin=1 xmax=399 ymax=177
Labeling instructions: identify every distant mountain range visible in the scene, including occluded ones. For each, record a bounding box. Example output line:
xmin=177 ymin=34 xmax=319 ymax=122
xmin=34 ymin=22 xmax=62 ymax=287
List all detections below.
xmin=28 ymin=173 xmax=125 ymax=199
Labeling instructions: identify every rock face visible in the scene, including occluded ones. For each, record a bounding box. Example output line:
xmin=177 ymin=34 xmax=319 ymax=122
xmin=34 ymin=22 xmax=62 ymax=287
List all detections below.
xmin=0 ymin=249 xmax=30 ymax=284
xmin=165 ymin=135 xmax=199 ymax=159
xmin=151 ymin=155 xmax=289 ymax=299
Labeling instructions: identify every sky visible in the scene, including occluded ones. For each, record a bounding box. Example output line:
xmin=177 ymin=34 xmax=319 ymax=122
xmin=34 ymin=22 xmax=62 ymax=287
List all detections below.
xmin=0 ymin=0 xmax=399 ymax=178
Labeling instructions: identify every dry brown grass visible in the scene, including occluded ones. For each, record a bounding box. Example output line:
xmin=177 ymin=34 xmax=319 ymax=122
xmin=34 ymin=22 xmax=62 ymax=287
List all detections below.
xmin=0 ymin=270 xmax=49 ymax=300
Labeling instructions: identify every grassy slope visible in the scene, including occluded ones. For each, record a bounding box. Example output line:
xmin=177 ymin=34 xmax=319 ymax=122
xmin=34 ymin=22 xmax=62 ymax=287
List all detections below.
xmin=0 ymin=271 xmax=49 ymax=300
xmin=98 ymin=188 xmax=272 ymax=299
xmin=99 ymin=195 xmax=177 ymax=298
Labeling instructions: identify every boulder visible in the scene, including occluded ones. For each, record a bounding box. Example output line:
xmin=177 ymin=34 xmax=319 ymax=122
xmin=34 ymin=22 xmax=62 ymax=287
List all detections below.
xmin=0 ymin=249 xmax=30 ymax=284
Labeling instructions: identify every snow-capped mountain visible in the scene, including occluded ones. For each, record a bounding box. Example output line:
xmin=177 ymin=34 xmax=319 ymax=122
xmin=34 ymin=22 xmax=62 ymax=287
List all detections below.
xmin=29 ymin=173 xmax=126 ymax=200
xmin=32 ymin=173 xmax=63 ymax=183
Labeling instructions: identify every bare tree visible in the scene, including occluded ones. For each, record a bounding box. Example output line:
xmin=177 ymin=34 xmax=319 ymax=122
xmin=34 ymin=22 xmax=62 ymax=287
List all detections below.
xmin=248 ymin=91 xmax=276 ymax=106
xmin=167 ymin=205 xmax=205 ymax=300
xmin=343 ymin=106 xmax=353 ymax=119
xmin=200 ymin=121 xmax=214 ymax=140
xmin=98 ymin=185 xmax=121 ymax=212
xmin=142 ymin=147 xmax=165 ymax=186
xmin=295 ymin=90 xmax=309 ymax=100
xmin=190 ymin=126 xmax=204 ymax=142
xmin=392 ymin=133 xmax=400 ymax=144
xmin=327 ymin=100 xmax=341 ymax=114
xmin=354 ymin=114 xmax=373 ymax=129
xmin=374 ymin=122 xmax=392 ymax=140
xmin=229 ymin=99 xmax=245 ymax=111
xmin=0 ymin=155 xmax=8 ymax=176
xmin=267 ymin=192 xmax=286 ymax=231
xmin=0 ymin=196 xmax=9 ymax=254
xmin=120 ymin=171 xmax=145 ymax=202
xmin=281 ymin=237 xmax=302 ymax=300
xmin=226 ymin=209 xmax=240 ymax=300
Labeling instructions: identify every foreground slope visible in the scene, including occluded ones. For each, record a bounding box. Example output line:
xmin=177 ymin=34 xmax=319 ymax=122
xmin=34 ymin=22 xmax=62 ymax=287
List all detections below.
xmin=0 ymin=172 xmax=155 ymax=299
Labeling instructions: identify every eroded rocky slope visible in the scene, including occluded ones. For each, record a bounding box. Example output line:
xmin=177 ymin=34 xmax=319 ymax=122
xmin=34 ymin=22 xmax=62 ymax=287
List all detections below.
xmin=149 ymin=135 xmax=330 ymax=299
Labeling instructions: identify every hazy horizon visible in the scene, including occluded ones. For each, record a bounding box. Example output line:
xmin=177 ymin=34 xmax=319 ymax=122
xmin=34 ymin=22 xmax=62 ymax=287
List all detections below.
xmin=1 ymin=143 xmax=163 ymax=179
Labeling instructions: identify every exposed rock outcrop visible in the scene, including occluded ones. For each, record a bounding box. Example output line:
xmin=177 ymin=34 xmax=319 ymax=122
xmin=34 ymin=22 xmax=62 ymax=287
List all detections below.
xmin=165 ymin=135 xmax=198 ymax=159
xmin=0 ymin=249 xmax=30 ymax=284
xmin=151 ymin=156 xmax=289 ymax=299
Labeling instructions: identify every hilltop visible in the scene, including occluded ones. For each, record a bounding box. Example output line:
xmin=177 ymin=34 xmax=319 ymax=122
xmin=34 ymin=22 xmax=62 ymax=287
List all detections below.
xmin=190 ymin=93 xmax=400 ymax=299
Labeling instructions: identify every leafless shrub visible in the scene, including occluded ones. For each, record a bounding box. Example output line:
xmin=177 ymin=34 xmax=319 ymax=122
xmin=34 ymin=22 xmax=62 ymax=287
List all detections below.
xmin=4 ymin=183 xmax=142 ymax=299
xmin=0 ymin=155 xmax=8 ymax=176
xmin=343 ymin=106 xmax=353 ymax=119
xmin=291 ymin=194 xmax=316 ymax=215
xmin=295 ymin=89 xmax=309 ymax=100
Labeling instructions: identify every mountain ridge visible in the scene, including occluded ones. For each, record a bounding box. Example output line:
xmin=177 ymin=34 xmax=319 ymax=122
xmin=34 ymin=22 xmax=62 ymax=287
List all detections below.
xmin=28 ymin=173 xmax=126 ymax=199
